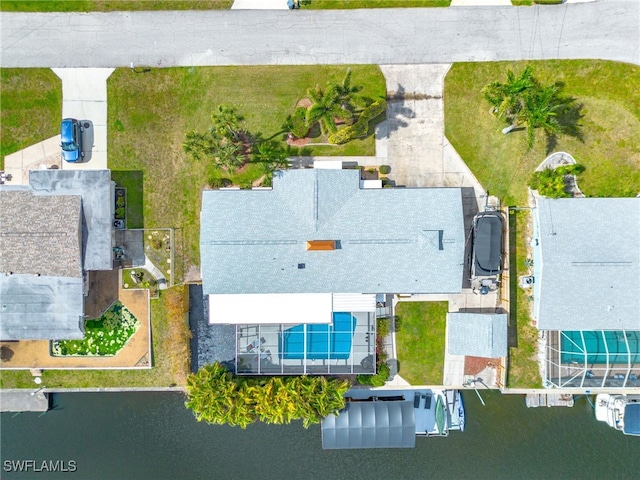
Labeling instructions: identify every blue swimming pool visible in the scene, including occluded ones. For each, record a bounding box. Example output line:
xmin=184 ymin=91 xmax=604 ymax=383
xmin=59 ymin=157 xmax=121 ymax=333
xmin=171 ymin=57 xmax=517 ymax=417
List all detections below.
xmin=279 ymin=312 xmax=357 ymax=360
xmin=560 ymin=330 xmax=640 ymax=364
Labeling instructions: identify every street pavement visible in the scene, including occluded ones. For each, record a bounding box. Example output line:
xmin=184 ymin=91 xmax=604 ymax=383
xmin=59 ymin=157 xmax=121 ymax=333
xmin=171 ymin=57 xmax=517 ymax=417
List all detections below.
xmin=1 ymin=1 xmax=638 ymax=68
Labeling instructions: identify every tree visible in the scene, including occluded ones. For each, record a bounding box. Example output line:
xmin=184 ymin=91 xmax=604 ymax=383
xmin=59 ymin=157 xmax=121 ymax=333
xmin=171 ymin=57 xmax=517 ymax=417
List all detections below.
xmin=330 ymin=68 xmax=364 ymax=111
xmin=482 ymin=66 xmax=579 ymax=149
xmin=210 ymin=104 xmax=244 ymax=141
xmin=251 ymin=139 xmax=290 ymax=174
xmin=185 ymin=362 xmax=351 ymax=429
xmin=306 ymin=84 xmax=352 ymax=135
xmin=482 ymin=65 xmax=537 ymax=124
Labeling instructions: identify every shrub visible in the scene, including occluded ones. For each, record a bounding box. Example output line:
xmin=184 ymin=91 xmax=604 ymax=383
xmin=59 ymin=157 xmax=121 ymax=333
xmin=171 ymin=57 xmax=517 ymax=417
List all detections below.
xmin=377 ymin=317 xmax=391 ymax=338
xmin=328 ymin=99 xmax=387 ymax=144
xmin=150 ymin=237 xmax=163 ymax=250
xmin=286 ymin=107 xmax=310 ymax=139
xmin=379 ymin=165 xmax=391 ymax=175
xmin=529 ymin=164 xmax=585 ymax=198
xmin=116 ymin=196 xmax=125 ymax=207
xmin=115 ymin=207 xmax=125 ymax=219
xmin=357 ymin=362 xmax=390 ymax=387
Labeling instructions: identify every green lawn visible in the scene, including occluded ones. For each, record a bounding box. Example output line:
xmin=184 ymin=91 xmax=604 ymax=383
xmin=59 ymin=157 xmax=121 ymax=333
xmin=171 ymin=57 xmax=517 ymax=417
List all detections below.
xmin=445 ymin=60 xmax=640 ymax=205
xmin=0 ymin=68 xmax=61 ymax=170
xmin=304 ymin=0 xmax=450 ymax=8
xmin=108 ymin=65 xmax=386 ymax=278
xmin=0 ymin=1 xmax=232 ymax=12
xmin=394 ymin=301 xmax=447 ymax=385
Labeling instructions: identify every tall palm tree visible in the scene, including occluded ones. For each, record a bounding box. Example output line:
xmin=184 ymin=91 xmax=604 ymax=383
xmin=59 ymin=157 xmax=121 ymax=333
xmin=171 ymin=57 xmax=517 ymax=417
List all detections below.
xmin=518 ymin=84 xmax=567 ymax=149
xmin=330 ymin=68 xmax=364 ymax=111
xmin=210 ymin=104 xmax=244 ymax=141
xmin=306 ymin=85 xmax=352 ymax=135
xmin=251 ymin=140 xmax=290 ymax=174
xmin=482 ymin=65 xmax=537 ymax=124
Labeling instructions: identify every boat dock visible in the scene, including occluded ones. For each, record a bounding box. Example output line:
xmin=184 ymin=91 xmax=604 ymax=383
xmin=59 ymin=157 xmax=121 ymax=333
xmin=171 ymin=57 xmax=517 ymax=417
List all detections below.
xmin=525 ymin=393 xmax=574 ymax=408
xmin=0 ymin=389 xmax=49 ymax=413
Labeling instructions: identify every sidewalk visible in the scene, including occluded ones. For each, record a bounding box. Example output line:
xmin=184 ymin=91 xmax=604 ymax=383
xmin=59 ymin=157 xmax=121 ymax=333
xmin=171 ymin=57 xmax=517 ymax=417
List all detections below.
xmin=231 ymin=0 xmax=289 ymax=8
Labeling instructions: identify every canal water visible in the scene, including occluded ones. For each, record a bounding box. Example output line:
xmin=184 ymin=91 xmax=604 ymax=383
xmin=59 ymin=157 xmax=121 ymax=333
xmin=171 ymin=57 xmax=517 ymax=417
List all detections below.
xmin=1 ymin=390 xmax=638 ymax=480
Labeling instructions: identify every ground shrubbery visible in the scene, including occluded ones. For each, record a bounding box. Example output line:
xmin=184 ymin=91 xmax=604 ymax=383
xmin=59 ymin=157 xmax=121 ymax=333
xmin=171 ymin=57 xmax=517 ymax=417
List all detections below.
xmin=51 ymin=302 xmax=139 ymax=356
xmin=356 ymin=317 xmax=392 ymax=387
xmin=529 ymin=164 xmax=585 ymax=198
xmin=185 ymin=362 xmax=350 ymax=428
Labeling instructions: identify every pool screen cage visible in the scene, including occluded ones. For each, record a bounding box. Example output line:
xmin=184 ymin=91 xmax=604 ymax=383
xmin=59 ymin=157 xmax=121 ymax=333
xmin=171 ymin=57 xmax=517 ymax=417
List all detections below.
xmin=234 ymin=311 xmax=376 ymax=375
xmin=544 ymin=330 xmax=640 ymax=389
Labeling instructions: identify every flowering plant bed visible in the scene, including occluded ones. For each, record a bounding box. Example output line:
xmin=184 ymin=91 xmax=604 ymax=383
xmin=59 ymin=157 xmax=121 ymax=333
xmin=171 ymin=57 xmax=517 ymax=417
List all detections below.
xmin=51 ymin=302 xmax=140 ymax=356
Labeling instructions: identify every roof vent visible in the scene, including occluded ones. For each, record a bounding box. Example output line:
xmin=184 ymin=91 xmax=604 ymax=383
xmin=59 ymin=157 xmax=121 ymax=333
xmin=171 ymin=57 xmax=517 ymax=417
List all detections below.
xmin=306 ymin=240 xmax=336 ymax=251
xmin=298 ymin=263 xmax=305 ymax=269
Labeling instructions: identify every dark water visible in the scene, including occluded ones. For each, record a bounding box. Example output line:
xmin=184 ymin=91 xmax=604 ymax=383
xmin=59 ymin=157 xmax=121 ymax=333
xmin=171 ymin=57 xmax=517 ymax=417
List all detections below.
xmin=1 ymin=390 xmax=638 ymax=480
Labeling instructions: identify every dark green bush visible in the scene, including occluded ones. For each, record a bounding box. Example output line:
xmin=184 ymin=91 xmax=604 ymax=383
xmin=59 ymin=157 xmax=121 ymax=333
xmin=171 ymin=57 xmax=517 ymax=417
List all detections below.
xmin=377 ymin=317 xmax=391 ymax=338
xmin=379 ymin=165 xmax=391 ymax=175
xmin=328 ymin=99 xmax=387 ymax=144
xmin=286 ymin=107 xmax=310 ymax=139
xmin=357 ymin=362 xmax=390 ymax=387
xmin=529 ymin=164 xmax=585 ymax=198
xmin=115 ymin=207 xmax=125 ymax=219
xmin=209 ymin=177 xmax=233 ymax=189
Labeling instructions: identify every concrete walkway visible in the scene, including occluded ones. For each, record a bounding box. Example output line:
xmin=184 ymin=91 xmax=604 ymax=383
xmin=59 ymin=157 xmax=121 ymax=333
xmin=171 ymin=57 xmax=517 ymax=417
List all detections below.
xmin=52 ymin=68 xmax=114 ymax=170
xmin=2 ymin=136 xmax=62 ymax=185
xmin=1 ymin=2 xmax=638 ymax=67
xmin=231 ymin=0 xmax=289 ymax=8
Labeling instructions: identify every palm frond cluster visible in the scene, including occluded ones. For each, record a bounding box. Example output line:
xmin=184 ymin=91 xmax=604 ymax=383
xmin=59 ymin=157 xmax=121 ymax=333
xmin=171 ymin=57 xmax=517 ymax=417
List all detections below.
xmin=185 ymin=362 xmax=351 ymax=429
xmin=482 ymin=66 xmax=581 ymax=149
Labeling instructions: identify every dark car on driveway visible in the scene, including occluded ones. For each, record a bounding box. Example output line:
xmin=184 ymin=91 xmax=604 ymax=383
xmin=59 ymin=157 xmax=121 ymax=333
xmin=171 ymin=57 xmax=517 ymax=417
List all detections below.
xmin=60 ymin=118 xmax=84 ymax=162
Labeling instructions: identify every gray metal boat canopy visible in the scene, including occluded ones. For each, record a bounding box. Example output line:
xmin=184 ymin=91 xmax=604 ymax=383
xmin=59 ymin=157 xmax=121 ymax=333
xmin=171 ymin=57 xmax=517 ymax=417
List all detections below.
xmin=321 ymin=401 xmax=415 ymax=449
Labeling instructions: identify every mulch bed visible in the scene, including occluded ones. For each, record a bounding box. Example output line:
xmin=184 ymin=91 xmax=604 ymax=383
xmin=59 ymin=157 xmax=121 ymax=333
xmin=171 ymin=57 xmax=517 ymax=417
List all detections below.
xmin=464 ymin=356 xmax=499 ymax=376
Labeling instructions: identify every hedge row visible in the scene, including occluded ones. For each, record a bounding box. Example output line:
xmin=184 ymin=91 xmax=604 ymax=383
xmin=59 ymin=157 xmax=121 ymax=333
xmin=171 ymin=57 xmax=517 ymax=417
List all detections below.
xmin=328 ymin=99 xmax=387 ymax=145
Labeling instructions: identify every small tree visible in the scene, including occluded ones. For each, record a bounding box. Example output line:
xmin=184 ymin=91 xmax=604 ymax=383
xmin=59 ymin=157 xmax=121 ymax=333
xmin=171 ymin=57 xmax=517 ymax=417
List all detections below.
xmin=306 ymin=85 xmax=352 ymax=135
xmin=330 ymin=68 xmax=364 ymax=111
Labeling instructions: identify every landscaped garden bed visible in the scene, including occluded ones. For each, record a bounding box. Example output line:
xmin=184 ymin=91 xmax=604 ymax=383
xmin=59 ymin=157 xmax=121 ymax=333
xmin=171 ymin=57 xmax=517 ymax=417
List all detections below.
xmin=122 ymin=268 xmax=160 ymax=298
xmin=51 ymin=302 xmax=140 ymax=357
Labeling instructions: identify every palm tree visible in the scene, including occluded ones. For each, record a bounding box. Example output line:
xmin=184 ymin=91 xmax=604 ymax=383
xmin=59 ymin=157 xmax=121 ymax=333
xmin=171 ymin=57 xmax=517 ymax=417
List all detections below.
xmin=251 ymin=140 xmax=290 ymax=173
xmin=482 ymin=65 xmax=537 ymax=124
xmin=210 ymin=104 xmax=244 ymax=141
xmin=330 ymin=68 xmax=364 ymax=111
xmin=214 ymin=140 xmax=245 ymax=172
xmin=306 ymin=85 xmax=352 ymax=135
xmin=519 ymin=84 xmax=567 ymax=149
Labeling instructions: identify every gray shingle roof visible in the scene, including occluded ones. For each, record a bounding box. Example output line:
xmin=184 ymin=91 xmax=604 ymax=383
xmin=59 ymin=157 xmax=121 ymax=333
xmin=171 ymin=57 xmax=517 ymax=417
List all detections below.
xmin=447 ymin=312 xmax=508 ymax=358
xmin=0 ymin=274 xmax=84 ymax=340
xmin=534 ymin=197 xmax=640 ymax=330
xmin=200 ymin=169 xmax=465 ymax=295
xmin=0 ymin=189 xmax=82 ymax=277
xmin=29 ymin=169 xmax=113 ymax=271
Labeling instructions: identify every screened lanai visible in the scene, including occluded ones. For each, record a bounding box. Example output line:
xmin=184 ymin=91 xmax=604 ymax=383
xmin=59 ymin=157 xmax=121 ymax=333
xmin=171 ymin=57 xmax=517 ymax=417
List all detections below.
xmin=544 ymin=330 xmax=640 ymax=388
xmin=234 ymin=311 xmax=376 ymax=375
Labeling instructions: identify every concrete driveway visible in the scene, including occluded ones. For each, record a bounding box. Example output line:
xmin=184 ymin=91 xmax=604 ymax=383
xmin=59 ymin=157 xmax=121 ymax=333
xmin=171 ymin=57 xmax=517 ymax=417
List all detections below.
xmin=53 ymin=68 xmax=114 ymax=170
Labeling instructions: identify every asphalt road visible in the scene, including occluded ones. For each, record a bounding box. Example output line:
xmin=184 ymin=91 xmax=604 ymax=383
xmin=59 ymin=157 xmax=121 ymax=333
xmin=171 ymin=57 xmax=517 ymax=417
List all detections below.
xmin=1 ymin=1 xmax=638 ymax=68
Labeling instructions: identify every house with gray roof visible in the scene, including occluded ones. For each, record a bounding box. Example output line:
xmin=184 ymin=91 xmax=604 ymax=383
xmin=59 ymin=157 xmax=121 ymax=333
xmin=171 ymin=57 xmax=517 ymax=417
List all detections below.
xmin=0 ymin=169 xmax=113 ymax=340
xmin=532 ymin=197 xmax=640 ymax=331
xmin=532 ymin=197 xmax=640 ymax=390
xmin=199 ymin=168 xmax=465 ymax=375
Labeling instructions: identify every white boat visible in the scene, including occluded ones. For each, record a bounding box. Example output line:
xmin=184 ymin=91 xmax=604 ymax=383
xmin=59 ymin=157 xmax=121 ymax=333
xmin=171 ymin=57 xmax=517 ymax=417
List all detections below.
xmin=595 ymin=394 xmax=640 ymax=436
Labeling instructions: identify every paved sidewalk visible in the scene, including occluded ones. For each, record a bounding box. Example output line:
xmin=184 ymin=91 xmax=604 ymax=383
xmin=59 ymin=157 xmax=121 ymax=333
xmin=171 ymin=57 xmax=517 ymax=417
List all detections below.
xmin=232 ymin=0 xmax=289 ymax=8
xmin=52 ymin=68 xmax=114 ymax=170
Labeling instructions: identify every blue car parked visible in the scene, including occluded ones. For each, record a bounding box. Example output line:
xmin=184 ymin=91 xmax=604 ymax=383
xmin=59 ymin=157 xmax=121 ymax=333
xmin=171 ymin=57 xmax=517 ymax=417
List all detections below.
xmin=60 ymin=118 xmax=84 ymax=162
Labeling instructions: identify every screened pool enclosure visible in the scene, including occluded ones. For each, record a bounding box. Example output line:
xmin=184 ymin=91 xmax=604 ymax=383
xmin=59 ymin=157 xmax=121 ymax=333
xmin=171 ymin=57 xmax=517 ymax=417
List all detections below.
xmin=544 ymin=330 xmax=640 ymax=388
xmin=235 ymin=311 xmax=376 ymax=375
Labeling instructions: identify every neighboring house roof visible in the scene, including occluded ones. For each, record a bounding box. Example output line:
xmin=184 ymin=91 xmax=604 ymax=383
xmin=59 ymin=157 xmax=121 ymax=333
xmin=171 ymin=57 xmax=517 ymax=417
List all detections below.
xmin=29 ymin=169 xmax=113 ymax=271
xmin=0 ymin=188 xmax=82 ymax=277
xmin=200 ymin=169 xmax=464 ymax=295
xmin=321 ymin=401 xmax=416 ymax=449
xmin=0 ymin=169 xmax=113 ymax=341
xmin=447 ymin=312 xmax=508 ymax=358
xmin=0 ymin=275 xmax=84 ymax=340
xmin=533 ymin=197 xmax=640 ymax=330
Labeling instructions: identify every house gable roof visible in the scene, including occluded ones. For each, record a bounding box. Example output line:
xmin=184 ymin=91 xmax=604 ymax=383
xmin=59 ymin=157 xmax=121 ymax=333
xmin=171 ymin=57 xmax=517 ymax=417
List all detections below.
xmin=534 ymin=197 xmax=640 ymax=330
xmin=200 ymin=169 xmax=465 ymax=295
